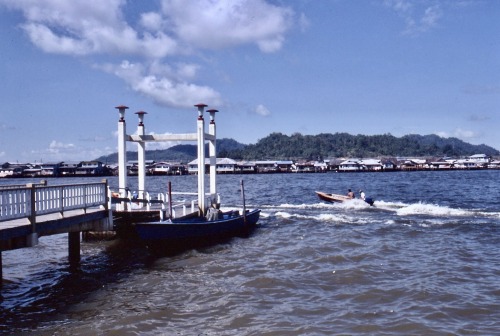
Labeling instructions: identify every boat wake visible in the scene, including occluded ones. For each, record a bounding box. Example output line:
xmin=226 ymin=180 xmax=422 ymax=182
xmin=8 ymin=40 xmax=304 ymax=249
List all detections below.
xmin=375 ymin=200 xmax=500 ymax=219
xmin=238 ymin=201 xmax=500 ymax=225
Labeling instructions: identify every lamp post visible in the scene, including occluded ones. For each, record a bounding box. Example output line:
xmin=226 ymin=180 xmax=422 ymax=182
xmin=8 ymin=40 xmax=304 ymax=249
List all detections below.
xmin=115 ymin=105 xmax=129 ymax=199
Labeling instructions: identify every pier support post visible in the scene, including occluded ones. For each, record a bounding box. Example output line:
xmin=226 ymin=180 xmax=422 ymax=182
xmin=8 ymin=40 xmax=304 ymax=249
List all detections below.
xmin=136 ymin=111 xmax=147 ymax=199
xmin=195 ymin=104 xmax=207 ymax=216
xmin=207 ymin=109 xmax=218 ymax=204
xmin=26 ymin=183 xmax=39 ymax=247
xmin=68 ymin=231 xmax=81 ymax=265
xmin=0 ymin=252 xmax=2 ymax=288
xmin=115 ymin=105 xmax=129 ymax=209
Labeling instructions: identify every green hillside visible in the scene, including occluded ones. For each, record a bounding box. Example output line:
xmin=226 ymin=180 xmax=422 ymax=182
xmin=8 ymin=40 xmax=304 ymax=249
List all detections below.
xmin=95 ymin=133 xmax=499 ymax=163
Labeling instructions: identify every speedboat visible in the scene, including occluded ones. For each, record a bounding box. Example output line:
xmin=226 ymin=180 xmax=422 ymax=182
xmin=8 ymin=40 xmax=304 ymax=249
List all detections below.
xmin=315 ymin=191 xmax=374 ymax=206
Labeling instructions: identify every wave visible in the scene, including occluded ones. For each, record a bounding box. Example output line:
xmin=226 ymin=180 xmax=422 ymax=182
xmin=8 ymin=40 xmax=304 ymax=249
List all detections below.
xmin=375 ymin=201 xmax=500 ymax=218
xmin=273 ymin=211 xmax=354 ymax=223
xmin=239 ymin=201 xmax=500 ymax=223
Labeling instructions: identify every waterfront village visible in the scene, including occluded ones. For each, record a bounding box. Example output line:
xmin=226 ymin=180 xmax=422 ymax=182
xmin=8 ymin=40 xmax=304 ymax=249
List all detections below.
xmin=1 ymin=153 xmax=499 ymax=178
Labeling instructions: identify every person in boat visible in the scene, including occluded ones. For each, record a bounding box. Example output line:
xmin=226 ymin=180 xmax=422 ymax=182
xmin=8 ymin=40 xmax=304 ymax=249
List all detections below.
xmin=205 ymin=202 xmax=222 ymax=221
xmin=359 ymin=190 xmax=375 ymax=206
xmin=347 ymin=189 xmax=355 ymax=199
xmin=359 ymin=190 xmax=366 ymax=200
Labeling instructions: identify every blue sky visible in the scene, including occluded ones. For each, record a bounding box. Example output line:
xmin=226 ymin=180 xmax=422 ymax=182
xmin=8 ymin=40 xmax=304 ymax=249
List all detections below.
xmin=0 ymin=0 xmax=499 ymax=163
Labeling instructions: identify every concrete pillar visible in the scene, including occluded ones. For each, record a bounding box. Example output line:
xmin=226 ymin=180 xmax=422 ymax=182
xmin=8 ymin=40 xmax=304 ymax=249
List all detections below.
xmin=207 ymin=109 xmax=218 ymax=201
xmin=115 ymin=105 xmax=128 ymax=200
xmin=194 ymin=103 xmax=207 ymax=215
xmin=136 ymin=111 xmax=147 ymax=199
xmin=68 ymin=231 xmax=81 ymax=265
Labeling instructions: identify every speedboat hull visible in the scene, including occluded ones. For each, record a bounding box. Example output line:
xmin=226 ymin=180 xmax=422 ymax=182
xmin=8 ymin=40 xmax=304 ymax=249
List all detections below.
xmin=315 ymin=191 xmax=351 ymax=203
xmin=316 ymin=191 xmax=374 ymax=206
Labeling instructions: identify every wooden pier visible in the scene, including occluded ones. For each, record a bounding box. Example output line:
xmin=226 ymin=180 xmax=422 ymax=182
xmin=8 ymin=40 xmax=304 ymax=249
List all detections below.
xmin=0 ymin=180 xmax=112 ymax=286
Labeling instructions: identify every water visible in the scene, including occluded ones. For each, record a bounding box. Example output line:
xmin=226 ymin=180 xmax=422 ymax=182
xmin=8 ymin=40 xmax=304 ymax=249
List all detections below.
xmin=1 ymin=171 xmax=499 ymax=335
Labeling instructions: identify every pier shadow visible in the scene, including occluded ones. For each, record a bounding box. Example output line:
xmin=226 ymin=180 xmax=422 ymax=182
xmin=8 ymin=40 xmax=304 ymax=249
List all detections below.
xmin=0 ymin=238 xmax=154 ymax=334
xmin=0 ymin=225 xmax=261 ymax=334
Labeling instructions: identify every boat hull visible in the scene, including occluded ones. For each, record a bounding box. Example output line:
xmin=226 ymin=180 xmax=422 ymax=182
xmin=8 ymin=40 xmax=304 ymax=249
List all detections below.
xmin=134 ymin=209 xmax=261 ymax=254
xmin=316 ymin=191 xmax=374 ymax=206
xmin=315 ymin=191 xmax=351 ymax=203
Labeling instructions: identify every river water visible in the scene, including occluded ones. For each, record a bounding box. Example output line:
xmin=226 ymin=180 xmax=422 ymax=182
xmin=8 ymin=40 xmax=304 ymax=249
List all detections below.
xmin=1 ymin=171 xmax=499 ymax=335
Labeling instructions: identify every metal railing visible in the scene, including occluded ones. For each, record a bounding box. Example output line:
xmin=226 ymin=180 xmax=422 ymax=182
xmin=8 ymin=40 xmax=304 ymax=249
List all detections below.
xmin=110 ymin=189 xmax=219 ymax=220
xmin=0 ymin=181 xmax=108 ymax=223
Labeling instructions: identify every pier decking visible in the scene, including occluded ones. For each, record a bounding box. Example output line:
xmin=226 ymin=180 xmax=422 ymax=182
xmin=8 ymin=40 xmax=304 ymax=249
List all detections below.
xmin=0 ymin=180 xmax=112 ymax=285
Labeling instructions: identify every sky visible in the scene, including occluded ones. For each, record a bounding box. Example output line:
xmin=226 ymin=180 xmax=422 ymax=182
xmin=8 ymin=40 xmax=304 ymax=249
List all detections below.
xmin=0 ymin=0 xmax=499 ymax=163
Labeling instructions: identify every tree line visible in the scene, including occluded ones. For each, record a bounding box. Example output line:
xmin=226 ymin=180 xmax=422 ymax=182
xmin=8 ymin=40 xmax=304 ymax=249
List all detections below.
xmin=96 ymin=132 xmax=499 ymax=163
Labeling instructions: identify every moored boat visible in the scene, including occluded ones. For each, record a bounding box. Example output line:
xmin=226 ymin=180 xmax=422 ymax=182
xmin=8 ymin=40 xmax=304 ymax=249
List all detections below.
xmin=134 ymin=209 xmax=260 ymax=253
xmin=111 ymin=103 xmax=261 ymax=254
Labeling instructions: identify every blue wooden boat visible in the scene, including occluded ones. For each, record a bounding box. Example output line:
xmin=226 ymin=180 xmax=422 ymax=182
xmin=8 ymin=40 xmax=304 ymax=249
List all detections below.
xmin=133 ymin=209 xmax=260 ymax=253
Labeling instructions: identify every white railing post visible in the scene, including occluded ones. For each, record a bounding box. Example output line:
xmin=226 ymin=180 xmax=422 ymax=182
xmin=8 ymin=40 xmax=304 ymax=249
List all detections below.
xmin=26 ymin=183 xmax=38 ymax=247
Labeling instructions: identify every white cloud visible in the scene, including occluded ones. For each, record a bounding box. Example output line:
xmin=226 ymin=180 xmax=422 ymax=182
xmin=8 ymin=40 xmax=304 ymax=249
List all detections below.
xmin=27 ymin=140 xmax=114 ymax=162
xmin=384 ymin=0 xmax=442 ymax=35
xmin=160 ymin=0 xmax=294 ymax=53
xmin=140 ymin=12 xmax=164 ymax=31
xmin=299 ymin=12 xmax=310 ymax=33
xmin=1 ymin=0 xmax=177 ymax=57
xmin=101 ymin=60 xmax=222 ymax=108
xmin=453 ymin=128 xmax=477 ymax=139
xmin=435 ymin=128 xmax=478 ymax=140
xmin=0 ymin=0 xmax=294 ymax=109
xmin=49 ymin=140 xmax=75 ymax=150
xmin=255 ymin=104 xmax=271 ymax=117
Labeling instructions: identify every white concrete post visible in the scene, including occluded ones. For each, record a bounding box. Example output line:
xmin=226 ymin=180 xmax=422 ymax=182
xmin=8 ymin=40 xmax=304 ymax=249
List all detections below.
xmin=136 ymin=111 xmax=147 ymax=199
xmin=194 ymin=103 xmax=207 ymax=215
xmin=115 ymin=105 xmax=128 ymax=200
xmin=207 ymin=109 xmax=218 ymax=200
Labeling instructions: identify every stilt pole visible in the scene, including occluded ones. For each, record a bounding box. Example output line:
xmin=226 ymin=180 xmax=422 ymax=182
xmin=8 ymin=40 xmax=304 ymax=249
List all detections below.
xmin=68 ymin=231 xmax=81 ymax=265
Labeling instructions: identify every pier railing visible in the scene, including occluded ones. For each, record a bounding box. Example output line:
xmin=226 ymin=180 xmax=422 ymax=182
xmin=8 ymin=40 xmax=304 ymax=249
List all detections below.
xmin=110 ymin=190 xmax=218 ymax=219
xmin=0 ymin=181 xmax=108 ymax=223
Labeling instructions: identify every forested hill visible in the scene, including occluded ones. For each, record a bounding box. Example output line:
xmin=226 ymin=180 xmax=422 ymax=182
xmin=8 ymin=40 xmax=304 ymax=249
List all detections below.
xmin=96 ymin=138 xmax=245 ymax=163
xmin=95 ymin=133 xmax=499 ymax=163
xmin=229 ymin=133 xmax=499 ymax=160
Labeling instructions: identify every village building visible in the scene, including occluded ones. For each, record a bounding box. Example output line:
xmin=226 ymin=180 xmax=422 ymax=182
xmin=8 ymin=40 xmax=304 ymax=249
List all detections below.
xmin=254 ymin=161 xmax=278 ymax=173
xmin=188 ymin=158 xmax=238 ymax=174
xmin=76 ymin=161 xmax=107 ymax=176
xmin=150 ymin=162 xmax=186 ymax=175
xmin=292 ymin=161 xmax=316 ymax=173
xmin=338 ymin=159 xmax=363 ymax=172
xmin=236 ymin=161 xmax=256 ymax=174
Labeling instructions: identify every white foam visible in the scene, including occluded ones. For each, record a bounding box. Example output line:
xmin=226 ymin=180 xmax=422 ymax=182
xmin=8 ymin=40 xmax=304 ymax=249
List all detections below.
xmin=396 ymin=202 xmax=470 ymax=217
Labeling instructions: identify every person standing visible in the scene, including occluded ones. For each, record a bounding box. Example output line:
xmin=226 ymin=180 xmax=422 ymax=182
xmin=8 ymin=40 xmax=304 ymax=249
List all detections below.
xmin=359 ymin=190 xmax=366 ymax=200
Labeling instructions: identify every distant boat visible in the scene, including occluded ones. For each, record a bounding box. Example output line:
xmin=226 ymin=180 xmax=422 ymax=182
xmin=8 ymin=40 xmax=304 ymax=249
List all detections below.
xmin=315 ymin=191 xmax=374 ymax=206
